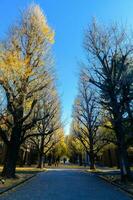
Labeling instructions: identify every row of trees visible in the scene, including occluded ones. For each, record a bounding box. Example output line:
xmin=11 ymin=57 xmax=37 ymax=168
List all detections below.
xmin=71 ymin=21 xmax=133 ymax=182
xmin=72 ymin=75 xmax=108 ymax=169
xmin=0 ymin=4 xmax=64 ymax=178
xmin=0 ymin=4 xmax=132 ymax=183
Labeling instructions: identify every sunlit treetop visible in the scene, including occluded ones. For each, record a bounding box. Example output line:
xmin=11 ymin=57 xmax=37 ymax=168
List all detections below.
xmin=0 ymin=4 xmax=54 ymax=82
xmin=23 ymin=4 xmax=55 ymax=44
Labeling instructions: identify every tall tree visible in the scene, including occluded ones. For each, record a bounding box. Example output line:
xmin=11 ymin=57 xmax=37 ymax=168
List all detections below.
xmin=83 ymin=20 xmax=133 ymax=181
xmin=32 ymin=86 xmax=62 ymax=168
xmin=66 ymin=135 xmax=84 ymax=165
xmin=72 ymin=72 xmax=107 ymax=169
xmin=0 ymin=4 xmax=54 ymax=178
xmin=48 ymin=131 xmax=66 ymax=164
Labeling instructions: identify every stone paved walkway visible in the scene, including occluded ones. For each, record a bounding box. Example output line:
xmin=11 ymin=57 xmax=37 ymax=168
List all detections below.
xmin=0 ymin=169 xmax=132 ymax=200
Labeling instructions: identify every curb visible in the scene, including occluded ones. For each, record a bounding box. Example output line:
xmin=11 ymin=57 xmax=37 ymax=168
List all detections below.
xmin=0 ymin=174 xmax=36 ymax=196
xmin=98 ymin=175 xmax=133 ymax=199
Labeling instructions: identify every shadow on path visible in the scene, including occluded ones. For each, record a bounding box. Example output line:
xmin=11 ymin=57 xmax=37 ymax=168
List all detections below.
xmin=0 ymin=169 xmax=132 ymax=200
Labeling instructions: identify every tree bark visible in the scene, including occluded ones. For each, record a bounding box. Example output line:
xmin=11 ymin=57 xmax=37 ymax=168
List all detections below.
xmin=2 ymin=127 xmax=21 ymax=178
xmin=79 ymin=154 xmax=83 ymax=166
xmin=115 ymin=124 xmax=132 ymax=182
xmin=118 ymin=142 xmax=132 ymax=182
xmin=37 ymin=135 xmax=44 ymax=169
xmin=38 ymin=152 xmax=44 ymax=169
xmin=89 ymin=136 xmax=95 ymax=170
xmin=89 ymin=152 xmax=95 ymax=169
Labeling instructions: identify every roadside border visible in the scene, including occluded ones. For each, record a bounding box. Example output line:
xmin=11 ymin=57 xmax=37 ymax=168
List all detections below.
xmin=0 ymin=174 xmax=36 ymax=196
xmin=98 ymin=174 xmax=133 ymax=199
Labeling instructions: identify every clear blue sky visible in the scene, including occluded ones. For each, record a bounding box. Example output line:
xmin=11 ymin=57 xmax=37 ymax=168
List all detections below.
xmin=0 ymin=0 xmax=133 ymax=134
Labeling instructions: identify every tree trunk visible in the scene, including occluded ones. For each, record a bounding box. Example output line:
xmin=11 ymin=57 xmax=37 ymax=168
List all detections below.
xmin=89 ymin=152 xmax=95 ymax=169
xmin=2 ymin=143 xmax=20 ymax=178
xmin=79 ymin=154 xmax=82 ymax=166
xmin=2 ymin=127 xmax=21 ymax=178
xmin=48 ymin=154 xmax=52 ymax=166
xmin=37 ymin=135 xmax=44 ymax=169
xmin=108 ymin=149 xmax=113 ymax=167
xmin=89 ymin=136 xmax=95 ymax=170
xmin=118 ymin=144 xmax=132 ymax=182
xmin=115 ymin=123 xmax=132 ymax=182
xmin=38 ymin=152 xmax=44 ymax=169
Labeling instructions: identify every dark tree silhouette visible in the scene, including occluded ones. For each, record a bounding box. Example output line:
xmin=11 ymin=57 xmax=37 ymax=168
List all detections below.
xmin=83 ymin=20 xmax=133 ymax=181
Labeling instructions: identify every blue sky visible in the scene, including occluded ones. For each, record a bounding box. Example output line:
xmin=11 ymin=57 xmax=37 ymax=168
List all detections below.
xmin=0 ymin=0 xmax=133 ymax=134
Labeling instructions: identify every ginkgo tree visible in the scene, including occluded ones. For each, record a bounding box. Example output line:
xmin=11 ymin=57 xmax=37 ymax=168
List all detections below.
xmin=47 ymin=130 xmax=67 ymax=165
xmin=72 ymin=71 xmax=108 ymax=169
xmin=66 ymin=134 xmax=84 ymax=165
xmin=30 ymin=84 xmax=63 ymax=169
xmin=83 ymin=20 xmax=133 ymax=181
xmin=0 ymin=4 xmax=54 ymax=178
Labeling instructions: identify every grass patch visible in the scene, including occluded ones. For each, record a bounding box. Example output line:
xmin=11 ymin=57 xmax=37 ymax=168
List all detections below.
xmin=0 ymin=174 xmax=33 ymax=192
xmin=0 ymin=166 xmax=47 ymax=193
xmin=0 ymin=174 xmax=31 ymax=189
xmin=86 ymin=168 xmax=102 ymax=173
xmin=85 ymin=166 xmax=133 ymax=197
xmin=45 ymin=164 xmax=89 ymax=169
xmin=0 ymin=166 xmax=46 ymax=174
xmin=16 ymin=167 xmax=46 ymax=174
xmin=99 ymin=173 xmax=133 ymax=196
